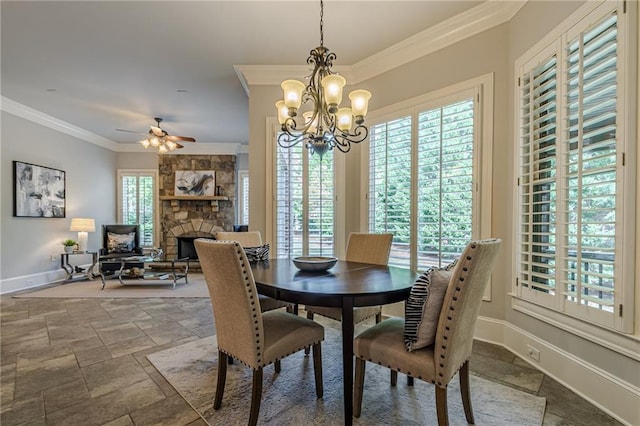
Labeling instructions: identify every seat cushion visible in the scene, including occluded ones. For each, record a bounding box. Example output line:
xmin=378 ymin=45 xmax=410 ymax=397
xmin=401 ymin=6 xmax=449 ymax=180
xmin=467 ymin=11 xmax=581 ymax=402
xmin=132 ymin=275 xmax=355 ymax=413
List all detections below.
xmin=258 ymin=294 xmax=291 ymax=312
xmin=262 ymin=311 xmax=324 ymax=366
xmin=355 ymin=317 xmax=436 ymax=382
xmin=305 ymin=305 xmax=381 ymax=324
xmin=404 ymin=260 xmax=457 ymax=351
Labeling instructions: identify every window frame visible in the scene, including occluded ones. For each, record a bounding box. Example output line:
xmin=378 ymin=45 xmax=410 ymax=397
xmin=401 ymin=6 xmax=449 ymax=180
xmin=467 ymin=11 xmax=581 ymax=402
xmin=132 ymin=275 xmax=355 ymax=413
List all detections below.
xmin=512 ymin=0 xmax=637 ymax=335
xmin=361 ymin=73 xmax=494 ymax=298
xmin=237 ymin=169 xmax=249 ymax=225
xmin=265 ymin=119 xmax=347 ymax=259
xmin=116 ymin=169 xmax=159 ymax=248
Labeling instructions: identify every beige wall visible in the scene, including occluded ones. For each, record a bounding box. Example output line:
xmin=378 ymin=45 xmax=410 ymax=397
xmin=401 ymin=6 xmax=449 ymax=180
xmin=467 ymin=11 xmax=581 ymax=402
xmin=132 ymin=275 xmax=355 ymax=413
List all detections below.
xmin=1 ymin=112 xmax=117 ymax=288
xmin=116 ymin=152 xmax=158 ymax=170
xmin=247 ymin=0 xmax=640 ymax=406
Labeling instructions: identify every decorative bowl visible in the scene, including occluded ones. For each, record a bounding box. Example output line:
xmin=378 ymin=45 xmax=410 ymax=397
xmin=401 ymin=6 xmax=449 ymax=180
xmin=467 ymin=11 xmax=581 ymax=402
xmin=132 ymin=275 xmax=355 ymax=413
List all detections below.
xmin=292 ymin=256 xmax=337 ymax=272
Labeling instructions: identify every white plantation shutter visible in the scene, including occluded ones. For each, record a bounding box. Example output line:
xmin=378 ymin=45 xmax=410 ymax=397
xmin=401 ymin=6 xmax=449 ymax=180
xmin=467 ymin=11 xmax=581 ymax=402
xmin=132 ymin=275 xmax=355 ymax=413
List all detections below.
xmin=239 ymin=171 xmax=249 ymax=225
xmin=518 ymin=53 xmax=559 ymax=300
xmin=368 ymin=116 xmax=412 ymax=268
xmin=118 ymin=171 xmax=156 ymax=247
xmin=275 ymin=137 xmax=334 ymax=258
xmin=417 ymin=99 xmax=475 ymax=270
xmin=516 ymin=3 xmax=632 ymax=331
xmin=563 ymin=13 xmax=618 ymax=316
xmin=275 ymin=143 xmax=304 ymax=258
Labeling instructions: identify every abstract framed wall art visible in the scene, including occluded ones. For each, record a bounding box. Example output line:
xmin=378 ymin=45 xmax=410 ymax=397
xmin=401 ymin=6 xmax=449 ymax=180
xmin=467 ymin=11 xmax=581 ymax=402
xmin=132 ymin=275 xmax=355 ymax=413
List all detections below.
xmin=13 ymin=161 xmax=66 ymax=218
xmin=174 ymin=170 xmax=216 ymax=196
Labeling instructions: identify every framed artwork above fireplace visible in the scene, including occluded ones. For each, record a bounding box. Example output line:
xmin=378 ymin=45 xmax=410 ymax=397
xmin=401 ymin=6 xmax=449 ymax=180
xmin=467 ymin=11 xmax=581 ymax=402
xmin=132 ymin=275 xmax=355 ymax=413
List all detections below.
xmin=174 ymin=170 xmax=215 ymax=197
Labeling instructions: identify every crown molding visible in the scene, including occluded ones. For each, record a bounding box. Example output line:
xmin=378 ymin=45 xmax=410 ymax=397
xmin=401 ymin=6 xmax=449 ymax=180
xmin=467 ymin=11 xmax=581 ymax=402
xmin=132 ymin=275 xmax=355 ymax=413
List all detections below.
xmin=235 ymin=0 xmax=526 ymax=88
xmin=1 ymin=96 xmax=119 ymax=151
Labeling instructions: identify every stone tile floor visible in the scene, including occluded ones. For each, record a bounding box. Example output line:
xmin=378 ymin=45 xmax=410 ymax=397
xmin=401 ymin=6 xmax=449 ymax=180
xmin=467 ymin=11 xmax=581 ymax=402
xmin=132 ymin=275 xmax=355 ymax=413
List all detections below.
xmin=0 ymin=291 xmax=622 ymax=425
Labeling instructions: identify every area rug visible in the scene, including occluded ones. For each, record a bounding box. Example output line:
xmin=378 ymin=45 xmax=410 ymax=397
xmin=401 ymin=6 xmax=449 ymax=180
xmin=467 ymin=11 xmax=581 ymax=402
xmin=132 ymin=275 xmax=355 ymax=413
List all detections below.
xmin=13 ymin=273 xmax=209 ymax=298
xmin=148 ymin=327 xmax=546 ymax=425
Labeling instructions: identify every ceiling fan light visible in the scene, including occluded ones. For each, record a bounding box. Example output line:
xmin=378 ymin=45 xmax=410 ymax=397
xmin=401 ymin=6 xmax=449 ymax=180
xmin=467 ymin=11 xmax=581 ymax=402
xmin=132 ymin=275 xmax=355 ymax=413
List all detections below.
xmin=166 ymin=140 xmax=177 ymax=151
xmin=149 ymin=136 xmax=160 ymax=147
xmin=140 ymin=139 xmax=150 ymax=148
xmin=158 ymin=144 xmax=168 ymax=154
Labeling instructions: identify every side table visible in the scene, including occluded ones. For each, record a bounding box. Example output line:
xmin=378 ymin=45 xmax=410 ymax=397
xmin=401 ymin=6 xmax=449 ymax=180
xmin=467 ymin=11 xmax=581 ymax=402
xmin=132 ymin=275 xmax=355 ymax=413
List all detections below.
xmin=61 ymin=251 xmax=105 ymax=286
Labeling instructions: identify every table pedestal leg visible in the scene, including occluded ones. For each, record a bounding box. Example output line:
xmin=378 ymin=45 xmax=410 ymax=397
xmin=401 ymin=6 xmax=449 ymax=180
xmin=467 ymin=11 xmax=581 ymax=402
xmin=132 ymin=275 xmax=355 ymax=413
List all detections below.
xmin=341 ymin=297 xmax=354 ymax=426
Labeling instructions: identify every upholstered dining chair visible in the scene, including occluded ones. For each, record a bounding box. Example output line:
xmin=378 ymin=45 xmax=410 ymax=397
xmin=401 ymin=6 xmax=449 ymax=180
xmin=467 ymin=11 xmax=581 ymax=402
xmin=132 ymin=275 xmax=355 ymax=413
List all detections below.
xmin=352 ymin=238 xmax=501 ymax=426
xmin=194 ymin=239 xmax=324 ymax=426
xmin=216 ymin=230 xmax=262 ymax=247
xmin=216 ymin=230 xmax=292 ymax=313
xmin=305 ymin=232 xmax=393 ymax=324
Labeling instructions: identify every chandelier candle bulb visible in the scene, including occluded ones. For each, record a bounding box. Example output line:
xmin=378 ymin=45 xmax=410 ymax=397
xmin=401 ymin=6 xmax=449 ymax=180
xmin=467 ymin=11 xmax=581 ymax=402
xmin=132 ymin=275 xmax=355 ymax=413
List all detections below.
xmin=336 ymin=108 xmax=353 ymax=132
xmin=281 ymin=80 xmax=305 ymax=111
xmin=275 ymin=101 xmax=288 ymax=124
xmin=321 ymin=74 xmax=346 ymax=112
xmin=349 ymin=90 xmax=372 ymax=123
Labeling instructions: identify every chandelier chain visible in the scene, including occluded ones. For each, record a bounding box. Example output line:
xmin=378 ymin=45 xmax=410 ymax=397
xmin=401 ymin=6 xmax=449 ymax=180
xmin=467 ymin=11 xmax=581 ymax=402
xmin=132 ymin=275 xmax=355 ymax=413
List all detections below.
xmin=319 ymin=0 xmax=324 ymax=47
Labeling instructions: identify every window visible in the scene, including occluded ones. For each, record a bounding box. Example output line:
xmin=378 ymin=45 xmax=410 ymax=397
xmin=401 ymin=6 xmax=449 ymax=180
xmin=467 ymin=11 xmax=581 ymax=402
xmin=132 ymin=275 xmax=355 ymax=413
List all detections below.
xmin=238 ymin=170 xmax=249 ymax=225
xmin=366 ymin=75 xmax=493 ymax=274
xmin=515 ymin=2 xmax=634 ymax=332
xmin=117 ymin=170 xmax=157 ymax=247
xmin=274 ymin=140 xmax=334 ymax=258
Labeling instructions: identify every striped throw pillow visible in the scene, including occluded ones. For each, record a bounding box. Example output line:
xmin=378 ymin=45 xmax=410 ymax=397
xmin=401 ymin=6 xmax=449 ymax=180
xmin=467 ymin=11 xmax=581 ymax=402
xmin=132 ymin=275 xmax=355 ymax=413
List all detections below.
xmin=244 ymin=244 xmax=270 ymax=263
xmin=404 ymin=259 xmax=458 ymax=351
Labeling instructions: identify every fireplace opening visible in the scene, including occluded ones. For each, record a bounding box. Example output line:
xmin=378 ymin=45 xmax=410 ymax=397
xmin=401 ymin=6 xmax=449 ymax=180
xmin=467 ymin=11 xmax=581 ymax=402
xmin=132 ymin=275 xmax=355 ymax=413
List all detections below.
xmin=177 ymin=237 xmax=200 ymax=260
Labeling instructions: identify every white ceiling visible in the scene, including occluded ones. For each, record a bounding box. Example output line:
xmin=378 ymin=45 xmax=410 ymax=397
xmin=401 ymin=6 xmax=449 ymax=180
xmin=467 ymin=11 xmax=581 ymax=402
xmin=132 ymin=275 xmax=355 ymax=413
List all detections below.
xmin=1 ymin=1 xmax=486 ymax=150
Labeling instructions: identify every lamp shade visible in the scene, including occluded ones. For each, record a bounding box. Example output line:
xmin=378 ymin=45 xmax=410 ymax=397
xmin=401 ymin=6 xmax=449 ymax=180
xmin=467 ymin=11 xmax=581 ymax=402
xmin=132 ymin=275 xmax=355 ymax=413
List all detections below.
xmin=321 ymin=74 xmax=346 ymax=109
xmin=349 ymin=89 xmax=372 ymax=118
xmin=281 ymin=80 xmax=305 ymax=109
xmin=70 ymin=218 xmax=95 ymax=232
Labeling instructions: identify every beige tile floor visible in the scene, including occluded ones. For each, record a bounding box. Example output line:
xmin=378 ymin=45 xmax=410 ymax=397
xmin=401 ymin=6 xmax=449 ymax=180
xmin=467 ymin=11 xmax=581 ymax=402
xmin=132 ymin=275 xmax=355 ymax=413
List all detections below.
xmin=0 ymin=289 xmax=621 ymax=425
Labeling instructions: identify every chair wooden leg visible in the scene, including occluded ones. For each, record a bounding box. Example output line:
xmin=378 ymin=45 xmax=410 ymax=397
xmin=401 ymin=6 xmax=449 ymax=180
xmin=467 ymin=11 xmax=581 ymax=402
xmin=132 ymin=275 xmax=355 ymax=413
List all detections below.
xmin=435 ymin=386 xmax=449 ymax=426
xmin=214 ymin=351 xmax=228 ymax=410
xmin=407 ymin=375 xmax=414 ymax=386
xmin=304 ymin=311 xmax=314 ymax=355
xmin=312 ymin=342 xmax=323 ymax=398
xmin=459 ymin=360 xmax=474 ymax=424
xmin=390 ymin=370 xmax=398 ymax=386
xmin=375 ymin=311 xmax=382 ymax=323
xmin=249 ymin=368 xmax=263 ymax=426
xmin=274 ymin=359 xmax=281 ymax=373
xmin=354 ymin=357 xmax=366 ymax=418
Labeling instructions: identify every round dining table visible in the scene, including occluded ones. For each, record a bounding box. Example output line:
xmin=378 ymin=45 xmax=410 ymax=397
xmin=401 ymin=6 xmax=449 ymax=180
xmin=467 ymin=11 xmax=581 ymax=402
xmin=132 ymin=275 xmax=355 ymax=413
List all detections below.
xmin=251 ymin=258 xmax=417 ymax=426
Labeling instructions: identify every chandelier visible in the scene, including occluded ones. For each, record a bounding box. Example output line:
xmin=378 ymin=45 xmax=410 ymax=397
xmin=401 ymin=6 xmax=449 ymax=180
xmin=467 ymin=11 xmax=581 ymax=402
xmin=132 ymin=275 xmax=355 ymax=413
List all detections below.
xmin=275 ymin=0 xmax=371 ymax=158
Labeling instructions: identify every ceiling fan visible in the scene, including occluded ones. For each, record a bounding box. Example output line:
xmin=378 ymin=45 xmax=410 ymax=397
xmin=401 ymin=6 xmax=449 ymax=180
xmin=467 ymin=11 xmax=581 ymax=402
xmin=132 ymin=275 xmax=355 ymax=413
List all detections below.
xmin=117 ymin=117 xmax=196 ymax=153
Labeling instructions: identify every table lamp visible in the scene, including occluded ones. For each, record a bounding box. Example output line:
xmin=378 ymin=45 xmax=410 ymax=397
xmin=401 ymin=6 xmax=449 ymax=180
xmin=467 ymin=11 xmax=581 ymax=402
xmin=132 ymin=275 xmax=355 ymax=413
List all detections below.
xmin=70 ymin=218 xmax=95 ymax=253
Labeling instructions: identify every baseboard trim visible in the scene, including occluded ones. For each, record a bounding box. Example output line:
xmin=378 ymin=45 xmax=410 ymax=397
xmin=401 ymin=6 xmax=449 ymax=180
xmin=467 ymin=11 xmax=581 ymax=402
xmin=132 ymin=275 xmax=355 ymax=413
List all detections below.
xmin=475 ymin=316 xmax=640 ymax=426
xmin=1 ymin=268 xmax=77 ymax=294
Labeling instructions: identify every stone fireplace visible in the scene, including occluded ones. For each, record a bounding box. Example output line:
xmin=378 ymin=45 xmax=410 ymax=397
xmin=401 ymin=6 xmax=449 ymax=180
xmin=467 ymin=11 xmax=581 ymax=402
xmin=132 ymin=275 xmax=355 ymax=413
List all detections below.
xmin=158 ymin=155 xmax=236 ymax=258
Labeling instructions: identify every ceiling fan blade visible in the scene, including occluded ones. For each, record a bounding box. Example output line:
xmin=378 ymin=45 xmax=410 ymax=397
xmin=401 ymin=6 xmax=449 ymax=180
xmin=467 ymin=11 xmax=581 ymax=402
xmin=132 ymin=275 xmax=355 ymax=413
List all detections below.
xmin=150 ymin=126 xmax=165 ymax=137
xmin=116 ymin=128 xmax=146 ymax=135
xmin=167 ymin=135 xmax=196 ymax=142
xmin=175 ymin=143 xmax=184 ymax=149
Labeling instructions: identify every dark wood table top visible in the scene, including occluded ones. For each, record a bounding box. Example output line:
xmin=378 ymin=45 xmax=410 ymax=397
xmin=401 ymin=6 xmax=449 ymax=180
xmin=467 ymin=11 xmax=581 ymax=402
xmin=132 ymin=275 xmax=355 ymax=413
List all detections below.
xmin=251 ymin=258 xmax=417 ymax=308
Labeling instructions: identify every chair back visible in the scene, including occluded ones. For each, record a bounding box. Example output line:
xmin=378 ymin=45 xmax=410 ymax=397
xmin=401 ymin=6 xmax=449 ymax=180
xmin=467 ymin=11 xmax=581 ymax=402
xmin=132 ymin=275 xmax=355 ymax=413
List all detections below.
xmin=195 ymin=239 xmax=265 ymax=368
xmin=216 ymin=231 xmax=263 ymax=247
xmin=346 ymin=233 xmax=393 ymax=265
xmin=434 ymin=238 xmax=501 ymax=387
